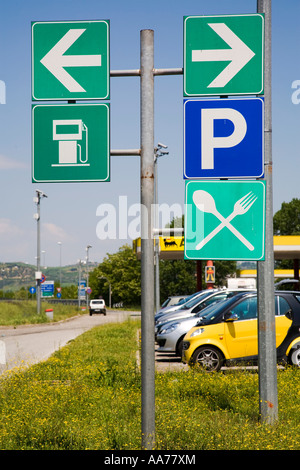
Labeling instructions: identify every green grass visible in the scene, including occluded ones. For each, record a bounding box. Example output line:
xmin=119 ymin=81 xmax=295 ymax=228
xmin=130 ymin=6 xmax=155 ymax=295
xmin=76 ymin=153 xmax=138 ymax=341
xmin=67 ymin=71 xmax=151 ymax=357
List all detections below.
xmin=0 ymin=319 xmax=300 ymax=450
xmin=0 ymin=301 xmax=83 ymax=326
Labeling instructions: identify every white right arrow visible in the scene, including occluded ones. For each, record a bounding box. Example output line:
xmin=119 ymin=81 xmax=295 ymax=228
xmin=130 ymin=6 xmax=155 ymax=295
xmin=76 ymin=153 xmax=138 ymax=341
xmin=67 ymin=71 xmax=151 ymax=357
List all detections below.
xmin=40 ymin=28 xmax=102 ymax=93
xmin=192 ymin=23 xmax=255 ymax=88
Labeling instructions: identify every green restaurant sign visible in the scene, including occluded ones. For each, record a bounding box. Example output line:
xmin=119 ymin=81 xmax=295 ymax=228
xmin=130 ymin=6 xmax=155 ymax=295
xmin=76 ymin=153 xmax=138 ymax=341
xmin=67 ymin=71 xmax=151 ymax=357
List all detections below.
xmin=184 ymin=180 xmax=266 ymax=261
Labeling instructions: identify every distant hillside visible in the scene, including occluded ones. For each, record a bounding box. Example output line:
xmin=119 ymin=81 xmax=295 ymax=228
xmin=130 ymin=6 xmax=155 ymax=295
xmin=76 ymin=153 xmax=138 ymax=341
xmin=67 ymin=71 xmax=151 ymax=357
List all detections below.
xmin=0 ymin=261 xmax=98 ymax=292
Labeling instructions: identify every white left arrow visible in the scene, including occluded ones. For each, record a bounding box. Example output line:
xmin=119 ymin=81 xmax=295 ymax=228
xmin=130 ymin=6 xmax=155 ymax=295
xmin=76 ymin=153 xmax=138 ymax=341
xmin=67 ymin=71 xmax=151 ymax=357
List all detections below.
xmin=40 ymin=28 xmax=102 ymax=93
xmin=192 ymin=23 xmax=255 ymax=88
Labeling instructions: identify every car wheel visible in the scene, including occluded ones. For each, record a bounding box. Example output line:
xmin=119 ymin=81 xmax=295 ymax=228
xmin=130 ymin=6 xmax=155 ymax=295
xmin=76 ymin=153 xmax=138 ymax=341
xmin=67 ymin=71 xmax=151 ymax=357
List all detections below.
xmin=176 ymin=337 xmax=184 ymax=357
xmin=289 ymin=346 xmax=300 ymax=367
xmin=191 ymin=346 xmax=223 ymax=372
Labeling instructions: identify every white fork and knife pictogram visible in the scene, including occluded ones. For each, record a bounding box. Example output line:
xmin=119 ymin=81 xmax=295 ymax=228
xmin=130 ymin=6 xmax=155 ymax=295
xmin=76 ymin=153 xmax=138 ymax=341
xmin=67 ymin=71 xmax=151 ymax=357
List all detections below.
xmin=193 ymin=190 xmax=257 ymax=251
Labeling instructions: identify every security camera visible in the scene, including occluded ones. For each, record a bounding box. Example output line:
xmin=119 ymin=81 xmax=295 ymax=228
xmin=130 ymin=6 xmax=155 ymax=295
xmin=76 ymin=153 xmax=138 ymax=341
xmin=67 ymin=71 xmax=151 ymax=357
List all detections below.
xmin=36 ymin=189 xmax=48 ymax=198
xmin=157 ymin=142 xmax=168 ymax=149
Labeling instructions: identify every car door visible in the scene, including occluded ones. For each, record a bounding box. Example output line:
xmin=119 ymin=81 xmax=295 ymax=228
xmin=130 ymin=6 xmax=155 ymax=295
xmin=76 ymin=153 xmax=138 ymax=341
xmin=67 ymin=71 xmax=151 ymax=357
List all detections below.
xmin=274 ymin=295 xmax=293 ymax=346
xmin=224 ymin=296 xmax=258 ymax=360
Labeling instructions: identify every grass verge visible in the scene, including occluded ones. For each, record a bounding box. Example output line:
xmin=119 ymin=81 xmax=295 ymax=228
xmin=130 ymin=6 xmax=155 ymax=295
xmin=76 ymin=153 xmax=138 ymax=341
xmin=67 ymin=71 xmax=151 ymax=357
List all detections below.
xmin=0 ymin=301 xmax=83 ymax=326
xmin=0 ymin=319 xmax=299 ymax=450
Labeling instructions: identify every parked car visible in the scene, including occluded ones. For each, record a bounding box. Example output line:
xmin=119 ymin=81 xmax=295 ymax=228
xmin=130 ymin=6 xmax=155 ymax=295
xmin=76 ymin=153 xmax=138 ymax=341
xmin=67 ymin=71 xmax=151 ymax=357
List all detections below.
xmin=89 ymin=299 xmax=106 ymax=316
xmin=155 ymin=291 xmax=204 ymax=319
xmin=182 ymin=291 xmax=300 ymax=371
xmin=156 ymin=292 xmax=247 ymax=356
xmin=160 ymin=295 xmax=188 ymax=309
xmin=155 ymin=289 xmax=220 ymax=322
xmin=155 ymin=288 xmax=253 ymax=337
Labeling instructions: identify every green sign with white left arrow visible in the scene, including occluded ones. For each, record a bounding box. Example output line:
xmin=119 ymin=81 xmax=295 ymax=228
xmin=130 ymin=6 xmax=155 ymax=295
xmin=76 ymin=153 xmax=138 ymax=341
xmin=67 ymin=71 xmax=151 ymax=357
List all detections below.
xmin=32 ymin=20 xmax=110 ymax=100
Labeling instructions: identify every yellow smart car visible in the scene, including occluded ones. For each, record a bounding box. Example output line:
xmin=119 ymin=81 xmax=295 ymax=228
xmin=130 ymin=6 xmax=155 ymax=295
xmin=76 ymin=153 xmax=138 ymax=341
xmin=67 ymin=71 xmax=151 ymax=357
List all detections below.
xmin=182 ymin=291 xmax=300 ymax=371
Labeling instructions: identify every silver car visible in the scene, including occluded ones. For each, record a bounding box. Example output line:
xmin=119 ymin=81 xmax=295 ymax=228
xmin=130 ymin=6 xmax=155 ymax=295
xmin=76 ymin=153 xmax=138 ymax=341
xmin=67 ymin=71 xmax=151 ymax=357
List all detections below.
xmin=155 ymin=288 xmax=221 ymax=325
xmin=156 ymin=292 xmax=254 ymax=356
xmin=160 ymin=295 xmax=188 ymax=309
xmin=155 ymin=290 xmax=207 ymax=320
xmin=155 ymin=289 xmax=243 ymax=335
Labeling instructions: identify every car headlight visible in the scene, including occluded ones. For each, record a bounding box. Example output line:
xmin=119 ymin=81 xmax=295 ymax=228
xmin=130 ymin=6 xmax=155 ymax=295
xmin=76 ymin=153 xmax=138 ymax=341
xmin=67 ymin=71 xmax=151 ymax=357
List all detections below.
xmin=160 ymin=322 xmax=179 ymax=335
xmin=190 ymin=327 xmax=205 ymax=338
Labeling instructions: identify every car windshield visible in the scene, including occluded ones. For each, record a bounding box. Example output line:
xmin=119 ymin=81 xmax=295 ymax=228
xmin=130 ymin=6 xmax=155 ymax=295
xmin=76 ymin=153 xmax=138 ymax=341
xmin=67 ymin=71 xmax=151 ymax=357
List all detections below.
xmin=179 ymin=291 xmax=214 ymax=310
xmin=195 ymin=295 xmax=247 ymax=324
xmin=173 ymin=291 xmax=201 ymax=308
xmin=92 ymin=300 xmax=103 ymax=304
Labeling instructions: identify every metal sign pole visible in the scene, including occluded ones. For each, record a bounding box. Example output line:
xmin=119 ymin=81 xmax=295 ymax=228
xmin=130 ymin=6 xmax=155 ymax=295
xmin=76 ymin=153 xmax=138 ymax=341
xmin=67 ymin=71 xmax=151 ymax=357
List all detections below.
xmin=140 ymin=29 xmax=155 ymax=449
xmin=257 ymin=0 xmax=278 ymax=424
xmin=36 ymin=193 xmax=41 ymax=315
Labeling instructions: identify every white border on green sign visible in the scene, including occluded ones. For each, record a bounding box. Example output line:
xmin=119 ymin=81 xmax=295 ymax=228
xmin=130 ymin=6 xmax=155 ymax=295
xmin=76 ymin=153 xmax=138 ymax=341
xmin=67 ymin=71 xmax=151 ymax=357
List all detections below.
xmin=32 ymin=103 xmax=110 ymax=183
xmin=183 ymin=14 xmax=264 ymax=97
xmin=31 ymin=20 xmax=110 ymax=101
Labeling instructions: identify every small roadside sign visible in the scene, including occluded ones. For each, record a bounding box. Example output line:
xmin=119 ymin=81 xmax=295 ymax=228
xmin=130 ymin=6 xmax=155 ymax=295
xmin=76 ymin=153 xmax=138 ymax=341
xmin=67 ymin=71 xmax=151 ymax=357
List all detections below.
xmin=205 ymin=265 xmax=215 ymax=283
xmin=41 ymin=280 xmax=54 ymax=297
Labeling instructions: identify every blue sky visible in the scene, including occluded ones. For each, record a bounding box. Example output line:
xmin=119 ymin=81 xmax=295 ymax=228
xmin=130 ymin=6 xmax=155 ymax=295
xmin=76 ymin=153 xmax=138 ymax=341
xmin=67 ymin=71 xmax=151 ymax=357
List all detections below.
xmin=0 ymin=0 xmax=299 ymax=267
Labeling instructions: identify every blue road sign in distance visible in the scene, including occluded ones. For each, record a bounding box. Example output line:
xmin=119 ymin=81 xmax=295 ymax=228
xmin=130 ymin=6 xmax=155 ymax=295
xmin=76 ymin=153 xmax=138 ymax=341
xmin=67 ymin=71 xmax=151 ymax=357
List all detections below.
xmin=184 ymin=97 xmax=264 ymax=179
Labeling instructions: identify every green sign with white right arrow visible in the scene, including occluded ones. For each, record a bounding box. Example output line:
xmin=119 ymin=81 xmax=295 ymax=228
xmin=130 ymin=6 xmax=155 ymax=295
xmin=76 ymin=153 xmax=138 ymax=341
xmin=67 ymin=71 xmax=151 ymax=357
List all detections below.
xmin=184 ymin=14 xmax=264 ymax=96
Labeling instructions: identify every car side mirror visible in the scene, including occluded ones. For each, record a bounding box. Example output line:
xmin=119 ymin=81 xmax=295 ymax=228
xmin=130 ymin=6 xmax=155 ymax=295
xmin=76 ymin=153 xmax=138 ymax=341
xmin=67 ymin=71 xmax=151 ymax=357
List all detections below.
xmin=224 ymin=311 xmax=238 ymax=322
xmin=285 ymin=309 xmax=293 ymax=320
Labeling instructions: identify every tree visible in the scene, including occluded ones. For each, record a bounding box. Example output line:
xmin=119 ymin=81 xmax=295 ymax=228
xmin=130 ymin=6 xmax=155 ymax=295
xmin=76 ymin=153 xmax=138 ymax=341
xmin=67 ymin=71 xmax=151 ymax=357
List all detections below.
xmin=159 ymin=259 xmax=196 ymax=302
xmin=161 ymin=215 xmax=236 ymax=296
xmin=89 ymin=244 xmax=141 ymax=306
xmin=273 ymin=198 xmax=300 ymax=235
xmin=273 ymin=198 xmax=300 ymax=272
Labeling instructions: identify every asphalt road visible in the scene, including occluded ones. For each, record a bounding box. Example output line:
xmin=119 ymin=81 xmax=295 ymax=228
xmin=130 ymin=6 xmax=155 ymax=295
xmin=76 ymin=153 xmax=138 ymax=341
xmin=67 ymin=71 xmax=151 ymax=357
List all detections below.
xmin=0 ymin=311 xmax=189 ymax=374
xmin=0 ymin=311 xmax=136 ymax=374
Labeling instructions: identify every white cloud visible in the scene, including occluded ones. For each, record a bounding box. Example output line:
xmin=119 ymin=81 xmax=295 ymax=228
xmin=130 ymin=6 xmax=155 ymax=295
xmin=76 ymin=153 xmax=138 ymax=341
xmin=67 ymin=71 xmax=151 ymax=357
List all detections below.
xmin=42 ymin=223 xmax=71 ymax=242
xmin=0 ymin=154 xmax=27 ymax=170
xmin=0 ymin=218 xmax=24 ymax=238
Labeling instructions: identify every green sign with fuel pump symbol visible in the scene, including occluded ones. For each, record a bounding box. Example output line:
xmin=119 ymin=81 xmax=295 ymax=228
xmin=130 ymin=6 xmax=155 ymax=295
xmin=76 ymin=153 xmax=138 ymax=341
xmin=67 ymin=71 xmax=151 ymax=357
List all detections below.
xmin=32 ymin=103 xmax=110 ymax=182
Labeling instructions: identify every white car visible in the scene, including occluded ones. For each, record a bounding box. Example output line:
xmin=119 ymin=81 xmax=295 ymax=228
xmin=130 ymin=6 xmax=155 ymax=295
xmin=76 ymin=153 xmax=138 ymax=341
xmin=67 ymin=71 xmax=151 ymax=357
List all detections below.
xmin=89 ymin=299 xmax=106 ymax=316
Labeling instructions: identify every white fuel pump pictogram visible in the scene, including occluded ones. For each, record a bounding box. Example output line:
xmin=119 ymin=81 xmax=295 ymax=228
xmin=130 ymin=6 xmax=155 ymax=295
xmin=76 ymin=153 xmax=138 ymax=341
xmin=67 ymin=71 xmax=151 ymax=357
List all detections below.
xmin=52 ymin=119 xmax=90 ymax=167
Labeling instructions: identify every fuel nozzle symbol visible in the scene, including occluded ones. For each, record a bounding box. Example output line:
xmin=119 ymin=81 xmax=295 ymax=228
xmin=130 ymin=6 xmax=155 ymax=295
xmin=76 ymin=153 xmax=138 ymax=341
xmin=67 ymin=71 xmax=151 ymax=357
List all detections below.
xmin=52 ymin=119 xmax=90 ymax=167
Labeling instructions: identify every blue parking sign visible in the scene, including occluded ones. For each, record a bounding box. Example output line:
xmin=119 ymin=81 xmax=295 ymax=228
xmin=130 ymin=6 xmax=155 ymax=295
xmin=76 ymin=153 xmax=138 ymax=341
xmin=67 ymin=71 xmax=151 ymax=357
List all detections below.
xmin=184 ymin=97 xmax=264 ymax=179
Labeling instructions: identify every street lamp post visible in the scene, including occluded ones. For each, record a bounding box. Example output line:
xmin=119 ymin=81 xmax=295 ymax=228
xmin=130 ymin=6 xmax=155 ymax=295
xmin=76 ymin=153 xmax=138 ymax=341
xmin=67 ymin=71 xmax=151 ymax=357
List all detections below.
xmin=86 ymin=245 xmax=92 ymax=307
xmin=58 ymin=242 xmax=62 ymax=298
xmin=33 ymin=189 xmax=47 ymax=315
xmin=154 ymin=143 xmax=169 ymax=312
xmin=78 ymin=259 xmax=83 ymax=309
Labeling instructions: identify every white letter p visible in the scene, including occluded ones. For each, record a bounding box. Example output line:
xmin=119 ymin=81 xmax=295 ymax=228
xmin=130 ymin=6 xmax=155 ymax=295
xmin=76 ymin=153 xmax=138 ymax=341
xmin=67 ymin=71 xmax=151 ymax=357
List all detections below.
xmin=201 ymin=108 xmax=247 ymax=169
